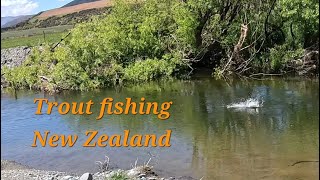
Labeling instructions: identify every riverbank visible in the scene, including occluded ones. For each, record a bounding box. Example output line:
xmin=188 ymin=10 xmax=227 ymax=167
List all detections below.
xmin=1 ymin=45 xmax=318 ymax=91
xmin=1 ymin=160 xmax=190 ymax=180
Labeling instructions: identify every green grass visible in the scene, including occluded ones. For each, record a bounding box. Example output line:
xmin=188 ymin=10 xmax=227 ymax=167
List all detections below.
xmin=107 ymin=173 xmax=130 ymax=180
xmin=1 ymin=25 xmax=73 ymax=49
xmin=1 ymin=31 xmax=68 ymax=49
xmin=1 ymin=25 xmax=73 ymax=39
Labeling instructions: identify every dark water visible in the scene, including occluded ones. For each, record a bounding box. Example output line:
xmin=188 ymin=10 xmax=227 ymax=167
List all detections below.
xmin=1 ymin=78 xmax=319 ymax=179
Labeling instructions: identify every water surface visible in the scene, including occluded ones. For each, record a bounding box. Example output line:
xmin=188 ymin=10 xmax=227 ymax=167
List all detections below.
xmin=1 ymin=78 xmax=319 ymax=179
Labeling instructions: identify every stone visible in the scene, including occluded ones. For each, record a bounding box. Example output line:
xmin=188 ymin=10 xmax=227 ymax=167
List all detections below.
xmin=61 ymin=175 xmax=74 ymax=180
xmin=127 ymin=168 xmax=140 ymax=177
xmin=79 ymin=173 xmax=93 ymax=180
xmin=138 ymin=173 xmax=146 ymax=178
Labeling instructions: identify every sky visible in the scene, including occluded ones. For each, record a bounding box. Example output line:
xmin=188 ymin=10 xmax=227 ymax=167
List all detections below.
xmin=1 ymin=0 xmax=74 ymax=17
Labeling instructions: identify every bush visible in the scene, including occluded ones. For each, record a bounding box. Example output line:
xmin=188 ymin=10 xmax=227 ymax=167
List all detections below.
xmin=124 ymin=58 xmax=175 ymax=82
xmin=269 ymin=45 xmax=304 ymax=72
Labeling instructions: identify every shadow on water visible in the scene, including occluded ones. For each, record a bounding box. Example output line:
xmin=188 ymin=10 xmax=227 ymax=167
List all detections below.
xmin=1 ymin=77 xmax=319 ymax=179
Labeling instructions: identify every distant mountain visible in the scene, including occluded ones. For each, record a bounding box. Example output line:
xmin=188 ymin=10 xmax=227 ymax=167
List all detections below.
xmin=62 ymin=0 xmax=101 ymax=7
xmin=1 ymin=17 xmax=17 ymax=27
xmin=1 ymin=15 xmax=33 ymax=28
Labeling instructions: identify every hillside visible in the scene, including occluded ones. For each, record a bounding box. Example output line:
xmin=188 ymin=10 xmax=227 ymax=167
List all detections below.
xmin=1 ymin=17 xmax=17 ymax=27
xmin=1 ymin=15 xmax=33 ymax=28
xmin=1 ymin=5 xmax=112 ymax=31
xmin=1 ymin=0 xmax=112 ymax=31
xmin=38 ymin=0 xmax=111 ymax=19
xmin=62 ymin=0 xmax=101 ymax=7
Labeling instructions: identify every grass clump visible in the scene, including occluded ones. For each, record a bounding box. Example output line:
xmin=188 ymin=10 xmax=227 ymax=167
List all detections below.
xmin=107 ymin=172 xmax=130 ymax=180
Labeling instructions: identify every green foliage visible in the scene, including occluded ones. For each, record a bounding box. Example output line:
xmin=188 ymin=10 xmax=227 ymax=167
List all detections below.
xmin=124 ymin=58 xmax=175 ymax=82
xmin=212 ymin=67 xmax=224 ymax=80
xmin=278 ymin=0 xmax=319 ymax=46
xmin=269 ymin=45 xmax=304 ymax=72
xmin=3 ymin=0 xmax=318 ymax=91
xmin=107 ymin=172 xmax=129 ymax=180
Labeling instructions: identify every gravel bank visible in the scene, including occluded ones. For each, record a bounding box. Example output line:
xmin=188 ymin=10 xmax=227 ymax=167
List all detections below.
xmin=1 ymin=46 xmax=31 ymax=69
xmin=1 ymin=160 xmax=72 ymax=180
xmin=1 ymin=160 xmax=193 ymax=180
xmin=1 ymin=46 xmax=32 ymax=88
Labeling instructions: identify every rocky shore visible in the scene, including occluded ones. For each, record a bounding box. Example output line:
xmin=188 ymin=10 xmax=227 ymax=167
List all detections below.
xmin=1 ymin=160 xmax=194 ymax=180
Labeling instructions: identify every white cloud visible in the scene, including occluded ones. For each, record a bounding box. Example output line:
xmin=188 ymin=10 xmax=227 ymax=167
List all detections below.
xmin=1 ymin=0 xmax=39 ymax=17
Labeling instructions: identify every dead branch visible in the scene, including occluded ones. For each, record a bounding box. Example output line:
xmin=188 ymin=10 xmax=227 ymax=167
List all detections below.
xmin=290 ymin=160 xmax=319 ymax=166
xmin=288 ymin=50 xmax=319 ymax=75
xmin=95 ymin=155 xmax=110 ymax=172
xmin=250 ymin=73 xmax=282 ymax=77
xmin=221 ymin=23 xmax=248 ymax=74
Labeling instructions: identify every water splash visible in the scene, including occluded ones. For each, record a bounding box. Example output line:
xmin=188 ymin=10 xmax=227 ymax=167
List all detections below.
xmin=227 ymin=98 xmax=263 ymax=109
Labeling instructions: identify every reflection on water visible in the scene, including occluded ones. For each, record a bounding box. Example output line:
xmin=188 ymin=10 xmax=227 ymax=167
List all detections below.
xmin=1 ymin=78 xmax=319 ymax=179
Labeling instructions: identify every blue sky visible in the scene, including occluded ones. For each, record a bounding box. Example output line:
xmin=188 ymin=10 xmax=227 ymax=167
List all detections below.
xmin=1 ymin=0 xmax=74 ymax=17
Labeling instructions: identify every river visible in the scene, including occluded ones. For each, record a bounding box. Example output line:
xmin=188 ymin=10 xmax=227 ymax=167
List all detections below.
xmin=1 ymin=77 xmax=319 ymax=179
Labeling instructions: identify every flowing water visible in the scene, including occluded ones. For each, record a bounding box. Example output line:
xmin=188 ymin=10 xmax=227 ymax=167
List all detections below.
xmin=1 ymin=77 xmax=319 ymax=179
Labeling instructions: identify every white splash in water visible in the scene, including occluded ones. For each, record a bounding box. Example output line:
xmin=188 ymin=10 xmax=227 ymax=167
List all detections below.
xmin=227 ymin=98 xmax=263 ymax=109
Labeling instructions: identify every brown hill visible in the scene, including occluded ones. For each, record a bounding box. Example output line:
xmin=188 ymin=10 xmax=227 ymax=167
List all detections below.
xmin=38 ymin=0 xmax=112 ymax=19
xmin=62 ymin=0 xmax=102 ymax=8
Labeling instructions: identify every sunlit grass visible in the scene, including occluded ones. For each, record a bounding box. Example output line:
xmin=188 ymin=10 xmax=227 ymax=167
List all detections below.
xmin=1 ymin=31 xmax=68 ymax=49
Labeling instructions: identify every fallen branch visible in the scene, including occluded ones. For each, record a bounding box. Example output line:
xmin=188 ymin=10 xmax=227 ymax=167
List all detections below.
xmin=290 ymin=160 xmax=319 ymax=166
xmin=249 ymin=73 xmax=283 ymax=77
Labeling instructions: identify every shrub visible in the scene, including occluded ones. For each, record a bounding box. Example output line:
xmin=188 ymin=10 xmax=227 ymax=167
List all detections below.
xmin=269 ymin=45 xmax=304 ymax=72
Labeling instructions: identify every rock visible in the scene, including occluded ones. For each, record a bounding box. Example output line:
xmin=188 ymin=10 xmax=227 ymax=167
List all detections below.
xmin=79 ymin=173 xmax=93 ymax=180
xmin=148 ymin=177 xmax=157 ymax=180
xmin=138 ymin=173 xmax=146 ymax=178
xmin=127 ymin=168 xmax=140 ymax=177
xmin=61 ymin=175 xmax=74 ymax=180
